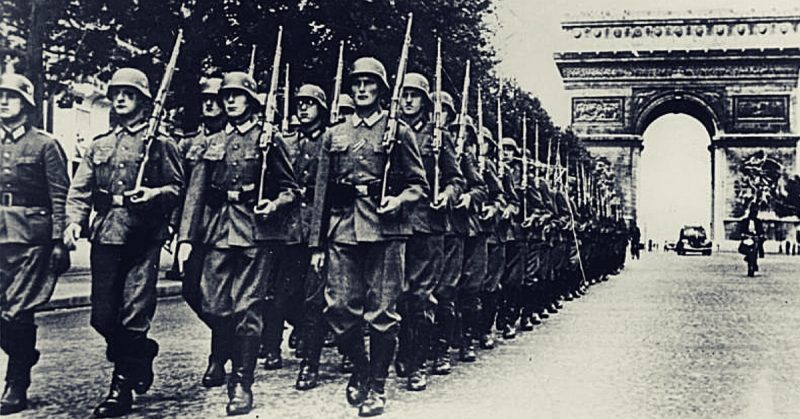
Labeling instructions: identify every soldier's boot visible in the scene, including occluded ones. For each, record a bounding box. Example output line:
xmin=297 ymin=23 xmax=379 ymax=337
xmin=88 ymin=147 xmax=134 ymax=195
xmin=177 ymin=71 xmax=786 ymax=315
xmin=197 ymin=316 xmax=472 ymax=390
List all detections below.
xmin=338 ymin=328 xmax=369 ymax=406
xmin=93 ymin=367 xmax=133 ymax=418
xmin=478 ymin=292 xmax=498 ymax=350
xmin=359 ymin=331 xmax=395 ymax=417
xmin=203 ymin=329 xmax=230 ymax=388
xmin=0 ymin=321 xmax=38 ymax=416
xmin=226 ymin=336 xmax=258 ymax=416
xmin=519 ymin=311 xmax=535 ymax=331
xmin=119 ymin=335 xmax=158 ymax=395
xmin=295 ymin=323 xmax=324 ymax=391
xmin=260 ymin=303 xmax=284 ymax=369
xmin=341 ymin=354 xmax=355 ymax=373
xmin=431 ymin=309 xmax=453 ymax=375
xmin=393 ymin=304 xmax=412 ymax=378
xmin=458 ymin=310 xmax=477 ymax=363
xmin=407 ymin=321 xmax=430 ymax=391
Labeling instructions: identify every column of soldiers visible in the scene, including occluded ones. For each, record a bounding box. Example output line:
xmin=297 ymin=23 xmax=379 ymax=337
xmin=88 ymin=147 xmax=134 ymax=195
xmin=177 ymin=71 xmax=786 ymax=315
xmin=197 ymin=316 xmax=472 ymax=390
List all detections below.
xmin=0 ymin=43 xmax=632 ymax=418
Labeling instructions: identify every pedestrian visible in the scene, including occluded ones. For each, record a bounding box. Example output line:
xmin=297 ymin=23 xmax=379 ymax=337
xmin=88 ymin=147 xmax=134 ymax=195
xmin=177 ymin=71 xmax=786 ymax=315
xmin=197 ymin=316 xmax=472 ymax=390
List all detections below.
xmin=173 ymin=77 xmax=230 ymax=388
xmin=309 ymin=56 xmax=428 ymax=417
xmin=0 ymin=73 xmax=70 ymax=415
xmin=630 ymin=222 xmax=641 ymax=260
xmin=64 ymin=68 xmax=184 ymax=417
xmin=394 ymin=73 xmax=462 ymax=391
xmin=176 ymin=71 xmax=298 ymax=415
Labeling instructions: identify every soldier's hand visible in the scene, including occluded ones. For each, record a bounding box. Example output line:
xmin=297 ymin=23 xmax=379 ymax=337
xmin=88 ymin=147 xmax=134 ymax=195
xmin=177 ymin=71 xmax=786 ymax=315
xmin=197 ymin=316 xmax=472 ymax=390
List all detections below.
xmin=50 ymin=242 xmax=71 ymax=276
xmin=480 ymin=203 xmax=497 ymax=221
xmin=254 ymin=199 xmax=278 ymax=217
xmin=310 ymin=250 xmax=325 ymax=274
xmin=377 ymin=196 xmax=402 ymax=215
xmin=521 ymin=215 xmax=534 ymax=229
xmin=124 ymin=186 xmax=160 ymax=204
xmin=430 ymin=192 xmax=449 ymax=211
xmin=454 ymin=193 xmax=471 ymax=210
xmin=177 ymin=242 xmax=193 ymax=273
xmin=501 ymin=205 xmax=516 ymax=220
xmin=63 ymin=223 xmax=82 ymax=250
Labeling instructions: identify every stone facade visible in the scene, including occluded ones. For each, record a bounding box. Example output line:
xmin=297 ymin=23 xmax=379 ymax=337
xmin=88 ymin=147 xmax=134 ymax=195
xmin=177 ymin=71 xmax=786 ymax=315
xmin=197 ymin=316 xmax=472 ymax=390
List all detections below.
xmin=555 ymin=10 xmax=800 ymax=242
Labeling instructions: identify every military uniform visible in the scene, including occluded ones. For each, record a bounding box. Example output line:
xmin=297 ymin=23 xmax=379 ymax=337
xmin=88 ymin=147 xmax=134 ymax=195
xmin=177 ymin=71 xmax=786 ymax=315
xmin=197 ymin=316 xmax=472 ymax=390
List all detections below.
xmin=495 ymin=149 xmax=522 ymax=338
xmin=0 ymin=76 xmax=70 ymax=414
xmin=310 ymin=102 xmax=427 ymax=412
xmin=477 ymin=156 xmax=507 ymax=348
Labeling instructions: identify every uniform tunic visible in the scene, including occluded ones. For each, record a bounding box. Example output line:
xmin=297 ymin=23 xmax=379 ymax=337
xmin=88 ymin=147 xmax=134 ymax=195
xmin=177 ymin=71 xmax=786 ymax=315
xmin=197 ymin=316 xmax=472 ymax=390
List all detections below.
xmin=179 ymin=118 xmax=297 ymax=336
xmin=67 ymin=121 xmax=183 ymax=341
xmin=310 ymin=110 xmax=427 ymax=335
xmin=0 ymin=124 xmax=68 ymax=323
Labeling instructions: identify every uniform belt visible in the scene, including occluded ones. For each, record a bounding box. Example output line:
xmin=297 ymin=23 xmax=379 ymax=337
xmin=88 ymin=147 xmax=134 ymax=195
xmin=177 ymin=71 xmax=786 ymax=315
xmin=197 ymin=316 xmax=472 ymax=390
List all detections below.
xmin=329 ymin=180 xmax=381 ymax=208
xmin=93 ymin=190 xmax=130 ymax=210
xmin=0 ymin=191 xmax=49 ymax=207
xmin=206 ymin=184 xmax=258 ymax=207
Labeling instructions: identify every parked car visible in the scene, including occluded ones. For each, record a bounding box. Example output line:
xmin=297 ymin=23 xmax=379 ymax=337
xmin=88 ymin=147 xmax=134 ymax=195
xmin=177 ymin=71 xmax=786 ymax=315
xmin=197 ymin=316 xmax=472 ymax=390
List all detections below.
xmin=675 ymin=225 xmax=712 ymax=256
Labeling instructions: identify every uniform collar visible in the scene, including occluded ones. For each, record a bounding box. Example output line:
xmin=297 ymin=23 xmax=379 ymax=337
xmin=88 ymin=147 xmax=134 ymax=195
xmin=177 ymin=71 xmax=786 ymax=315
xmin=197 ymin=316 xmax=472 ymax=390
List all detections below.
xmin=2 ymin=124 xmax=27 ymax=142
xmin=352 ymin=110 xmax=386 ymax=128
xmin=224 ymin=117 xmax=258 ymax=135
xmin=402 ymin=113 xmax=428 ymax=132
xmin=114 ymin=119 xmax=148 ymax=136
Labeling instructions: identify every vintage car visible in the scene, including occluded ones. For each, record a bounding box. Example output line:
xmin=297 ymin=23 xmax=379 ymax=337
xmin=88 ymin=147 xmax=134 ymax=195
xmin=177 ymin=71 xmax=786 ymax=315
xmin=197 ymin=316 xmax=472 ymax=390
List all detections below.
xmin=675 ymin=225 xmax=712 ymax=256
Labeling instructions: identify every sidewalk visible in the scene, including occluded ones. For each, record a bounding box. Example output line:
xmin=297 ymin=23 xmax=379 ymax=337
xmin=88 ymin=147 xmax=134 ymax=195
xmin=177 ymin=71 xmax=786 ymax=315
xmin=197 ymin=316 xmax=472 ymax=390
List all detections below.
xmin=38 ymin=241 xmax=184 ymax=312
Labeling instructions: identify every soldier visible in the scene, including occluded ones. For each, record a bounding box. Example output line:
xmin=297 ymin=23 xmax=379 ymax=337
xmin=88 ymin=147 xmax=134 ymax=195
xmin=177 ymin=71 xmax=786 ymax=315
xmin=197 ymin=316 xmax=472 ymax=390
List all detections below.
xmin=64 ymin=68 xmax=184 ymax=417
xmin=176 ymin=71 xmax=297 ymax=415
xmin=495 ymin=137 xmax=523 ymax=339
xmin=309 ymin=57 xmax=428 ymax=417
xmin=395 ymin=73 xmax=462 ymax=391
xmin=174 ymin=77 xmax=230 ymax=388
xmin=0 ymin=74 xmax=70 ymax=415
xmin=260 ymin=84 xmax=329 ymax=390
xmin=338 ymin=93 xmax=356 ymax=118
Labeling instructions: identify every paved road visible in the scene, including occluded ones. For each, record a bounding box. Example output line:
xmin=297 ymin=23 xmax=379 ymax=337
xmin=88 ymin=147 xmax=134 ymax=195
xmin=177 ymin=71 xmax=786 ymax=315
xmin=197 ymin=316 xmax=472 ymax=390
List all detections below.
xmin=3 ymin=252 xmax=800 ymax=419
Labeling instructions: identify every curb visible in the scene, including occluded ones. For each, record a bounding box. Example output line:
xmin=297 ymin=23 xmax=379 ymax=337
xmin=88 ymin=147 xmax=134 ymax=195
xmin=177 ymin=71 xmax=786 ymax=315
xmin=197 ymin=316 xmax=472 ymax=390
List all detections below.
xmin=37 ymin=280 xmax=183 ymax=313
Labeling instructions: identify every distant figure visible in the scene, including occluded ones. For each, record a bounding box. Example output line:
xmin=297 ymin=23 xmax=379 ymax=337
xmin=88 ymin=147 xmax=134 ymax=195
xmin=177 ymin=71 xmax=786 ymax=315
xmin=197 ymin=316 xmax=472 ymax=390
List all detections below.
xmin=630 ymin=223 xmax=641 ymax=260
xmin=664 ymin=240 xmax=669 ymax=252
xmin=647 ymin=239 xmax=652 ymax=252
xmin=72 ymin=134 xmax=86 ymax=176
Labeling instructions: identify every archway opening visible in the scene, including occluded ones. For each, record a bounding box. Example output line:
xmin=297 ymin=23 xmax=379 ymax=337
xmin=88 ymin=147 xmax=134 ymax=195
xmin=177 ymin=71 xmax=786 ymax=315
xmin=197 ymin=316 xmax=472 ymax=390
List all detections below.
xmin=638 ymin=113 xmax=712 ymax=248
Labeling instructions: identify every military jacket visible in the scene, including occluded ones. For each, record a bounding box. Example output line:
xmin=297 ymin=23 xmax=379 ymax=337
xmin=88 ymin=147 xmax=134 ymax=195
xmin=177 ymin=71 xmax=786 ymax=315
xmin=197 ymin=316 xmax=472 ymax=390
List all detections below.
xmin=404 ymin=115 xmax=463 ymax=234
xmin=478 ymin=158 xmax=507 ymax=239
xmin=453 ymin=151 xmax=488 ymax=237
xmin=66 ymin=120 xmax=183 ymax=245
xmin=309 ymin=110 xmax=428 ymax=247
xmin=0 ymin=124 xmax=69 ymax=245
xmin=178 ymin=118 xmax=298 ymax=248
xmin=283 ymin=124 xmax=325 ymax=245
xmin=497 ymin=161 xmax=520 ymax=243
xmin=171 ymin=123 xmax=221 ymax=230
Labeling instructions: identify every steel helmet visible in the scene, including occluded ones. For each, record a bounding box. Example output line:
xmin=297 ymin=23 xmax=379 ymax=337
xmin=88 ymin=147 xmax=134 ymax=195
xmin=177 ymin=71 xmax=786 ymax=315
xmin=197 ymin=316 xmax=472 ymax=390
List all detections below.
xmin=200 ymin=77 xmax=223 ymax=96
xmin=501 ymin=137 xmax=519 ymax=152
xmin=0 ymin=73 xmax=35 ymax=107
xmin=481 ymin=126 xmax=493 ymax=142
xmin=339 ymin=94 xmax=355 ymax=112
xmin=220 ymin=71 xmax=260 ymax=104
xmin=107 ymin=68 xmax=152 ymax=100
xmin=295 ymin=84 xmax=328 ymax=110
xmin=349 ymin=57 xmax=389 ymax=91
xmin=402 ymin=72 xmax=432 ymax=104
xmin=430 ymin=91 xmax=456 ymax=115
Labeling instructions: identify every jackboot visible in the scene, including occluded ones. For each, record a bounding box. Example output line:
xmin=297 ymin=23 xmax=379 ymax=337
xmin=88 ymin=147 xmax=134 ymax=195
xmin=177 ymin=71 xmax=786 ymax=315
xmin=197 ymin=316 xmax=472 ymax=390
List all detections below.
xmin=458 ymin=310 xmax=478 ymax=363
xmin=359 ymin=331 xmax=395 ymax=417
xmin=203 ymin=329 xmax=230 ymax=388
xmin=226 ymin=336 xmax=258 ymax=416
xmin=296 ymin=323 xmax=324 ymax=391
xmin=393 ymin=310 xmax=412 ymax=378
xmin=127 ymin=337 xmax=159 ymax=395
xmin=407 ymin=321 xmax=430 ymax=391
xmin=338 ymin=328 xmax=369 ymax=406
xmin=0 ymin=322 xmax=38 ymax=416
xmin=93 ymin=369 xmax=133 ymax=418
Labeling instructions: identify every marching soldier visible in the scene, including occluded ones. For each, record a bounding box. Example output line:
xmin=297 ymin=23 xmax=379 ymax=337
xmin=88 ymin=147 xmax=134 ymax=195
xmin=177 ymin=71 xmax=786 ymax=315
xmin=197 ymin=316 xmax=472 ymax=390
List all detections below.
xmin=0 ymin=74 xmax=70 ymax=415
xmin=309 ymin=57 xmax=428 ymax=416
xmin=495 ymin=137 xmax=523 ymax=339
xmin=260 ymin=83 xmax=329 ymax=390
xmin=64 ymin=68 xmax=184 ymax=417
xmin=177 ymin=71 xmax=298 ymax=415
xmin=174 ymin=77 xmax=231 ymax=388
xmin=395 ymin=73 xmax=462 ymax=391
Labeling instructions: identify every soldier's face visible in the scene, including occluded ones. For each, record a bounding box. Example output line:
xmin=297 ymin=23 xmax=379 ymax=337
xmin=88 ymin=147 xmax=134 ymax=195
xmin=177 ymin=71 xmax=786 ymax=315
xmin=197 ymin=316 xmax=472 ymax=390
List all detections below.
xmin=503 ymin=147 xmax=515 ymax=161
xmin=296 ymin=98 xmax=320 ymax=124
xmin=222 ymin=91 xmax=249 ymax=119
xmin=202 ymin=94 xmax=222 ymax=118
xmin=110 ymin=87 xmax=142 ymax=117
xmin=351 ymin=76 xmax=380 ymax=108
xmin=401 ymin=89 xmax=424 ymax=116
xmin=0 ymin=90 xmax=24 ymax=121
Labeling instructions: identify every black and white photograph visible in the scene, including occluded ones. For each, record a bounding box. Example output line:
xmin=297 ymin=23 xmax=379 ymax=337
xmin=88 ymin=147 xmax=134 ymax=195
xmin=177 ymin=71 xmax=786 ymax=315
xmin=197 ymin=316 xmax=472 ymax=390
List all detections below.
xmin=1 ymin=0 xmax=800 ymax=417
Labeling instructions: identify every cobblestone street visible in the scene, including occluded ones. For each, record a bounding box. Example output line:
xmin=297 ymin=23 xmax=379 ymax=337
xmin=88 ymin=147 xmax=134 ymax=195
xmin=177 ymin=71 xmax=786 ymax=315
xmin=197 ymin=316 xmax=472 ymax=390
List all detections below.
xmin=3 ymin=251 xmax=800 ymax=419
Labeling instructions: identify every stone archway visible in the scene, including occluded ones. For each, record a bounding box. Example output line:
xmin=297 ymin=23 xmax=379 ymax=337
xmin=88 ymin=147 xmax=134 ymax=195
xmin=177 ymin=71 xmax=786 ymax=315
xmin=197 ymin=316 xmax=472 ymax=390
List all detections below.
xmin=554 ymin=10 xmax=800 ymax=243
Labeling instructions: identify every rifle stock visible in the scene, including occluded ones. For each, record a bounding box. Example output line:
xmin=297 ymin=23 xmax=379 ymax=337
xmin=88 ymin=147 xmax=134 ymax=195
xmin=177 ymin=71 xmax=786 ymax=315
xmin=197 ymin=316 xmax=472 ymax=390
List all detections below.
xmin=432 ymin=37 xmax=443 ymax=204
xmin=254 ymin=26 xmax=283 ymax=212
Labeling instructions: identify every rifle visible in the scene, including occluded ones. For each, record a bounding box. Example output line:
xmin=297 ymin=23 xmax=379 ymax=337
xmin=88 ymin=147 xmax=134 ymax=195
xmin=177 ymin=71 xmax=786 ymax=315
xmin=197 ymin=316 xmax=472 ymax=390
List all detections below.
xmin=521 ymin=115 xmax=528 ymax=221
xmin=533 ymin=120 xmax=539 ymax=183
xmin=248 ymin=44 xmax=257 ymax=77
xmin=253 ymin=26 xmax=283 ymax=215
xmin=329 ymin=40 xmax=345 ymax=124
xmin=379 ymin=12 xmax=414 ymax=203
xmin=476 ymin=86 xmax=485 ymax=173
xmin=281 ymin=63 xmax=290 ymax=132
xmin=455 ymin=60 xmax=470 ymax=156
xmin=545 ymin=134 xmax=553 ymax=184
xmin=431 ymin=37 xmax=443 ymax=205
xmin=133 ymin=29 xmax=184 ymax=191
xmin=496 ymin=94 xmax=504 ymax=178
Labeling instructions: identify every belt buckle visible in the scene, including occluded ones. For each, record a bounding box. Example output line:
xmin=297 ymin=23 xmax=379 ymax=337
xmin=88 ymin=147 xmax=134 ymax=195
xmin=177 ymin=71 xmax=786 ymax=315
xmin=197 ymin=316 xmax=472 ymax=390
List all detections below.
xmin=112 ymin=194 xmax=124 ymax=207
xmin=355 ymin=184 xmax=369 ymax=197
xmin=227 ymin=190 xmax=241 ymax=202
xmin=1 ymin=192 xmax=12 ymax=206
